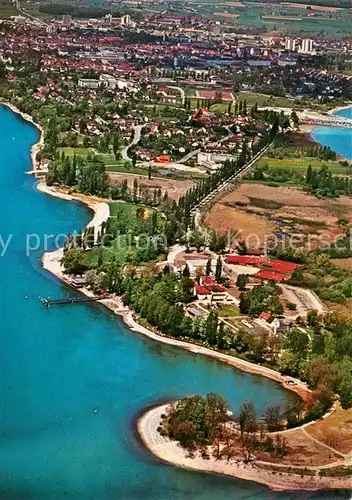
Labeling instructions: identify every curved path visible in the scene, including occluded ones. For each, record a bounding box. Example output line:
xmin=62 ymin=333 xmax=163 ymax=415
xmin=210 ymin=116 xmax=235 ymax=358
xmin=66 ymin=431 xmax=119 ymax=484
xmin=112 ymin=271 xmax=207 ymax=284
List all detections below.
xmin=138 ymin=405 xmax=352 ymax=492
xmin=167 ymin=86 xmax=185 ymax=105
xmin=121 ymin=124 xmax=144 ymax=161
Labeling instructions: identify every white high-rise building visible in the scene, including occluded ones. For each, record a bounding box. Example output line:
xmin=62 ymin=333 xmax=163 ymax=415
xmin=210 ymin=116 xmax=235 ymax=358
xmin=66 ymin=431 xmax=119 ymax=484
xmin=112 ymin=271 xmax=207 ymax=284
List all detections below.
xmin=46 ymin=24 xmax=55 ymax=34
xmin=120 ymin=14 xmax=131 ymax=26
xmin=301 ymin=39 xmax=313 ymax=54
xmin=285 ymin=38 xmax=296 ymax=52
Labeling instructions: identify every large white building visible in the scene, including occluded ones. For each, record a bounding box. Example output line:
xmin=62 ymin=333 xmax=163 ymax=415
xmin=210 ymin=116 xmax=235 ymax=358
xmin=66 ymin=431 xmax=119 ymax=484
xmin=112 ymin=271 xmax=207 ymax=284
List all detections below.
xmin=285 ymin=38 xmax=296 ymax=52
xmin=100 ymin=74 xmax=117 ymax=89
xmin=78 ymin=79 xmax=100 ymax=89
xmin=300 ymin=39 xmax=314 ymax=54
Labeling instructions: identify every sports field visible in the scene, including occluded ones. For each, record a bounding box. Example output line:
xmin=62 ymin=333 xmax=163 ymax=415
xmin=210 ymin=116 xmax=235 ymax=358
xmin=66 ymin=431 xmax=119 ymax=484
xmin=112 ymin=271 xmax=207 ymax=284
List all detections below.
xmin=195 ymin=90 xmax=235 ymax=101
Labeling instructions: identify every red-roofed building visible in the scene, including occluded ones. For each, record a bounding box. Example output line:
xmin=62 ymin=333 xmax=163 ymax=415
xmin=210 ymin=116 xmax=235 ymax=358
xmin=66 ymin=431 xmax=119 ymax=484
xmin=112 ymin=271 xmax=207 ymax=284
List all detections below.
xmin=194 ymin=283 xmax=212 ymax=299
xmin=259 ymin=312 xmax=273 ymax=322
xmin=207 ymin=283 xmax=227 ymax=293
xmin=246 ymin=248 xmax=265 ymax=256
xmin=225 ymin=255 xmax=264 ymax=267
xmin=154 ymin=154 xmax=171 ymax=163
xmin=200 ymin=275 xmax=215 ymax=286
xmin=255 ymin=270 xmax=291 ymax=283
xmin=266 ymin=260 xmax=300 ymax=274
xmin=194 ymin=282 xmax=228 ymax=301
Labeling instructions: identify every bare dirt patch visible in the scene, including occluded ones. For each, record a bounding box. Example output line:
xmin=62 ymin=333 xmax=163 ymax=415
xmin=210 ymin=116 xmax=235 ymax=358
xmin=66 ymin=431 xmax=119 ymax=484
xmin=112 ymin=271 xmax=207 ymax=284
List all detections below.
xmin=174 ymin=251 xmax=215 ymax=268
xmin=259 ymin=428 xmax=343 ymax=467
xmin=306 ymin=407 xmax=352 ymax=456
xmin=208 ymin=184 xmax=352 ymax=249
xmin=205 ymin=204 xmax=276 ymax=245
xmin=214 ymin=12 xmax=240 ymax=18
xmin=331 ymin=258 xmax=352 ymax=270
xmin=290 ymin=131 xmax=316 ymax=148
xmin=108 ymin=172 xmax=195 ymax=201
xmin=327 ymin=300 xmax=352 ymax=320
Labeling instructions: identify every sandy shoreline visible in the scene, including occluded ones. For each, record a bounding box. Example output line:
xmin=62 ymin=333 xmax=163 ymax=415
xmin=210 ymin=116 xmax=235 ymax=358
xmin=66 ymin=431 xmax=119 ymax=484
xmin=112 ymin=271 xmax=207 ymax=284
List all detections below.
xmin=0 ymin=101 xmax=110 ymax=248
xmin=328 ymin=104 xmax=352 ymax=116
xmin=40 ymin=237 xmax=313 ymax=404
xmin=6 ymin=100 xmax=348 ymax=491
xmin=137 ymin=404 xmax=351 ymax=492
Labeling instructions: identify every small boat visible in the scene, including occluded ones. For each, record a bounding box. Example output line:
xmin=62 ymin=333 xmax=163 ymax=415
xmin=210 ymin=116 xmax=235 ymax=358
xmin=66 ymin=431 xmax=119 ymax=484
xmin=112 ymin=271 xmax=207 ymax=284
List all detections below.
xmin=93 ymin=408 xmax=99 ymax=414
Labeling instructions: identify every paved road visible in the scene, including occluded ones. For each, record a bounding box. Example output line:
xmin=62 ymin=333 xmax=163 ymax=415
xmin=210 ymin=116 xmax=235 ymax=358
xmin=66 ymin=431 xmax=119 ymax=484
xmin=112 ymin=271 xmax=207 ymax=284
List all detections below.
xmin=281 ymin=284 xmax=325 ymax=315
xmin=121 ymin=124 xmax=144 ymax=161
xmin=15 ymin=0 xmax=48 ymax=25
xmin=167 ymin=244 xmax=186 ymax=265
xmin=178 ymin=148 xmax=201 ymax=164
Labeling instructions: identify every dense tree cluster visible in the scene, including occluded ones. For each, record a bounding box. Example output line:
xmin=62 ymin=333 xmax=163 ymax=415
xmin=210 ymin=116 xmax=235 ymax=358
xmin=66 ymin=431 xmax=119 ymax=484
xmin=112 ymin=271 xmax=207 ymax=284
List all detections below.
xmin=162 ymin=394 xmax=229 ymax=450
xmin=46 ymin=154 xmax=107 ymax=196
xmin=305 ymin=165 xmax=352 ymax=197
xmin=279 ymin=313 xmax=352 ymax=411
xmin=124 ymin=274 xmax=231 ymax=347
xmin=289 ymin=254 xmax=352 ymax=304
xmin=319 ymin=231 xmax=352 ymax=259
xmin=239 ymin=282 xmax=283 ymax=316
xmin=161 ymin=395 xmax=289 ymax=461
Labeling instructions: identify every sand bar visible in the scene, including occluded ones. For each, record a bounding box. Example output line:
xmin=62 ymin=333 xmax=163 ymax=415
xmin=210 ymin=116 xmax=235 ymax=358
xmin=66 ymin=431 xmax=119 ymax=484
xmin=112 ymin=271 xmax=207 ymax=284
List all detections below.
xmin=138 ymin=404 xmax=352 ymax=492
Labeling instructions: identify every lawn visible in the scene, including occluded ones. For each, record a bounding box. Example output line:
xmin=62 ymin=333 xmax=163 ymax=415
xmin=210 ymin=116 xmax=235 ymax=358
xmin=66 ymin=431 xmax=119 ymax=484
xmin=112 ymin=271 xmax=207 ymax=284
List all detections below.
xmin=58 ymin=147 xmax=93 ymax=156
xmin=84 ymin=238 xmax=138 ymax=268
xmin=217 ymin=305 xmax=241 ymax=318
xmin=210 ymin=103 xmax=234 ymax=112
xmin=97 ymin=153 xmax=134 ymax=170
xmin=84 ymin=202 xmax=166 ymax=268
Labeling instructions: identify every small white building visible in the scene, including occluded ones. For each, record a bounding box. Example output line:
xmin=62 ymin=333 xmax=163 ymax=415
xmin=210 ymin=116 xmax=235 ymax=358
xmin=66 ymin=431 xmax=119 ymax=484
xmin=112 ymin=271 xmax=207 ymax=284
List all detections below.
xmin=78 ymin=79 xmax=100 ymax=89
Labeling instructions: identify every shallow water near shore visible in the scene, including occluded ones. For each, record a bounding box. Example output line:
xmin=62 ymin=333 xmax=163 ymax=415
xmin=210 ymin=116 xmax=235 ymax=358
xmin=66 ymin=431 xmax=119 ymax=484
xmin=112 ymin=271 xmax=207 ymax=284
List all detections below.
xmin=311 ymin=107 xmax=352 ymax=160
xmin=0 ymin=105 xmax=350 ymax=500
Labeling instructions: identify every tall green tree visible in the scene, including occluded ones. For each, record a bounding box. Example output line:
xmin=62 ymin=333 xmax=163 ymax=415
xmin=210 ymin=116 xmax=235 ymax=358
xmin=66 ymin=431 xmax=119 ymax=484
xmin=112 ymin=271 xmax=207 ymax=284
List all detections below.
xmin=215 ymin=256 xmax=222 ymax=282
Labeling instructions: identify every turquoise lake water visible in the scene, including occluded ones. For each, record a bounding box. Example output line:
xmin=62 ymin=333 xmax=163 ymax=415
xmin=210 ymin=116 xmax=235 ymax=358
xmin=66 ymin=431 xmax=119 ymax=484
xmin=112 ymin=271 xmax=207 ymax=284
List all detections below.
xmin=311 ymin=107 xmax=352 ymax=160
xmin=0 ymin=105 xmax=350 ymax=500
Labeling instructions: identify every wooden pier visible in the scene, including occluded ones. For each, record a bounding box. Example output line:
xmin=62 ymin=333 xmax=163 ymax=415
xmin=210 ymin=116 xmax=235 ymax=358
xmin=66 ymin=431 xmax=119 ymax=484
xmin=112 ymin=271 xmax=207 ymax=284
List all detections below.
xmin=41 ymin=295 xmax=109 ymax=308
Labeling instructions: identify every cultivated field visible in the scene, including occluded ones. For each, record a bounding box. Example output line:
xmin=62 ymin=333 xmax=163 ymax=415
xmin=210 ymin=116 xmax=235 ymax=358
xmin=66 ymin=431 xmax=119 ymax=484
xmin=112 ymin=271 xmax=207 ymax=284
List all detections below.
xmin=206 ymin=184 xmax=352 ymax=249
xmin=214 ymin=12 xmax=240 ymax=18
xmin=255 ymin=156 xmax=351 ymax=175
xmin=280 ymin=2 xmax=342 ymax=12
xmin=218 ymin=1 xmax=245 ymax=6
